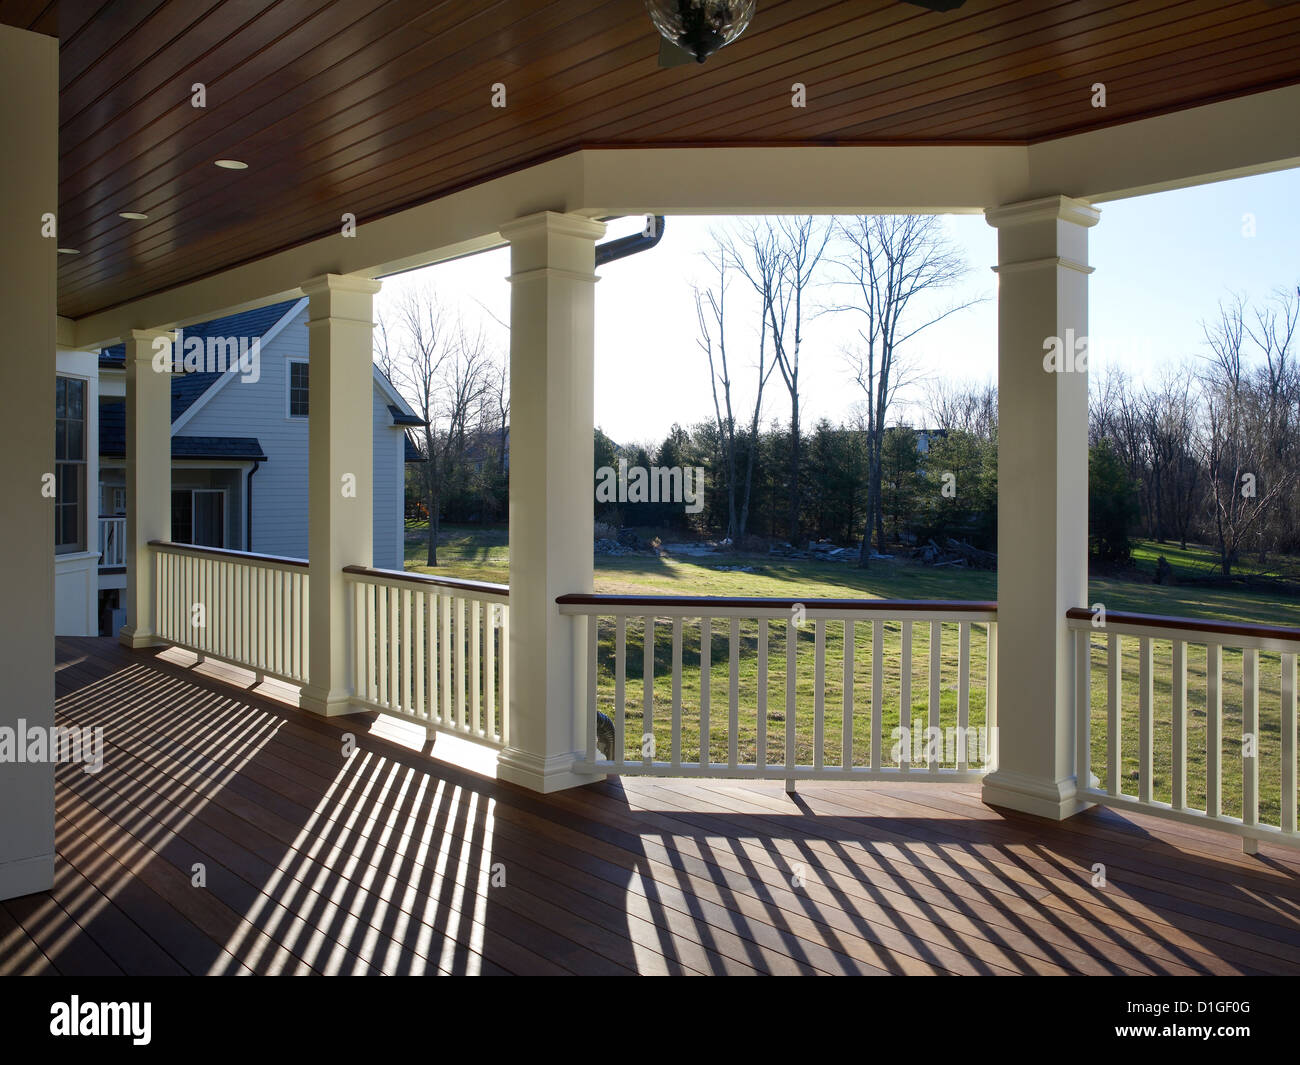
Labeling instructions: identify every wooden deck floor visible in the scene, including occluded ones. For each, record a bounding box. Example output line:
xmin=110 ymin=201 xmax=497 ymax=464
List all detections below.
xmin=4 ymin=636 xmax=1298 ymax=975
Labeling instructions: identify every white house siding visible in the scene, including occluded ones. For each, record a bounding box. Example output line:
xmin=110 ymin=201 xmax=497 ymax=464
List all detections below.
xmin=178 ymin=307 xmax=405 ymax=568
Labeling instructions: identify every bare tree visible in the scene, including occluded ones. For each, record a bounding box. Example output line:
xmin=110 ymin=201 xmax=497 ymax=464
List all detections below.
xmin=1198 ymin=294 xmax=1295 ymax=575
xmin=827 ymin=215 xmax=983 ymax=562
xmin=382 ymin=286 xmax=490 ymax=566
xmin=726 ymin=216 xmax=831 ymax=541
xmin=924 ymin=377 xmax=997 ymax=440
xmin=695 ymin=237 xmax=777 ymax=542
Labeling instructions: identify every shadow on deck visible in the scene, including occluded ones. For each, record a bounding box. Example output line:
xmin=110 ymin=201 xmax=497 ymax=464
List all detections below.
xmin=3 ymin=637 xmax=1297 ymax=975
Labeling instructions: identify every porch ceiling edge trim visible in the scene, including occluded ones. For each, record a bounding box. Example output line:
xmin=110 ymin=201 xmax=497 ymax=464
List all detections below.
xmin=70 ymin=83 xmax=1300 ymax=352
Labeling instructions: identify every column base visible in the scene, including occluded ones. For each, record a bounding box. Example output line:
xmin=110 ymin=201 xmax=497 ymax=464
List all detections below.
xmin=497 ymin=747 xmax=605 ymax=793
xmin=0 ymin=852 xmax=54 ymax=902
xmin=117 ymin=625 xmax=165 ymax=649
xmin=298 ymin=685 xmax=366 ymax=718
xmin=981 ymin=769 xmax=1094 ymax=821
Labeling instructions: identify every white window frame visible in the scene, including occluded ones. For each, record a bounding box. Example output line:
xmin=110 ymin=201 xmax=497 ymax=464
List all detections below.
xmin=286 ymin=358 xmax=309 ymax=419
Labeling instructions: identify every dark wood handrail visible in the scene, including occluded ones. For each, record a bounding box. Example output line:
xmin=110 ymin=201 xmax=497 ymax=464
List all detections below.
xmin=1066 ymin=607 xmax=1300 ymax=644
xmin=343 ymin=564 xmax=509 ymax=597
xmin=148 ymin=539 xmax=309 ymax=570
xmin=557 ymin=593 xmax=996 ymax=612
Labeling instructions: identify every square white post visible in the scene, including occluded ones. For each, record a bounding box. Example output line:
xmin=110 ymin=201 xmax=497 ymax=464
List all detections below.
xmin=119 ymin=329 xmax=173 ymax=648
xmin=498 ymin=211 xmax=607 ymax=792
xmin=982 ymin=195 xmax=1100 ymax=819
xmin=0 ymin=24 xmax=57 ymax=900
xmin=299 ymin=274 xmax=381 ymax=716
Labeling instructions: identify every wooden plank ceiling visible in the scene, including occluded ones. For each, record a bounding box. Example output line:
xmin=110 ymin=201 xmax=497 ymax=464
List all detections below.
xmin=5 ymin=0 xmax=1300 ymax=320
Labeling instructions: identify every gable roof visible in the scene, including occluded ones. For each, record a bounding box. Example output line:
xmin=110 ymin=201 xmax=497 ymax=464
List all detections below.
xmin=99 ymin=297 xmax=422 ymax=445
xmin=100 ymin=299 xmax=303 ymax=422
xmin=98 ymin=400 xmax=266 ymax=461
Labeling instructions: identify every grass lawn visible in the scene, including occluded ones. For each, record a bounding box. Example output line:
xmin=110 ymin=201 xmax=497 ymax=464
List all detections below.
xmin=406 ymin=523 xmax=1300 ymax=826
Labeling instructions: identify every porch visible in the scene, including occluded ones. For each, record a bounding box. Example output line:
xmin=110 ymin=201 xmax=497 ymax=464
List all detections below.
xmin=10 ymin=636 xmax=1296 ymax=977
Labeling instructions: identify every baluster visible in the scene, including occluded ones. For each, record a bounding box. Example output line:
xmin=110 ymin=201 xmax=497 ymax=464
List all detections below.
xmin=499 ymin=605 xmax=510 ymax=746
xmin=1207 ymin=643 xmax=1222 ymax=817
xmin=929 ymin=620 xmax=941 ymax=771
xmin=1171 ymin=639 xmax=1186 ymax=810
xmin=729 ymin=617 xmax=740 ymax=770
xmin=785 ymin=618 xmax=796 ymax=780
xmin=1243 ymin=647 xmax=1259 ymax=840
xmin=958 ymin=622 xmax=971 ymax=772
xmin=1074 ymin=627 xmax=1090 ymax=791
xmin=806 ymin=619 xmax=821 ymax=772
xmin=1107 ymin=633 xmax=1121 ymax=797
xmin=643 ymin=616 xmax=655 ymax=764
xmin=671 ymin=617 xmax=683 ymax=770
xmin=699 ymin=617 xmax=710 ymax=768
xmin=413 ymin=589 xmax=426 ymax=719
xmin=483 ymin=600 xmax=494 ymax=737
xmin=455 ymin=597 xmax=466 ymax=731
xmin=757 ymin=619 xmax=768 ymax=772
xmin=871 ymin=619 xmax=883 ymax=772
xmin=1282 ymin=651 xmax=1296 ymax=837
xmin=615 ymin=615 xmax=626 ymax=766
xmin=843 ymin=619 xmax=854 ymax=771
xmin=470 ymin=600 xmax=481 ymax=733
xmin=402 ymin=587 xmax=414 ymax=715
xmin=900 ymin=621 xmax=912 ymax=771
xmin=1139 ymin=636 xmax=1153 ymax=803
xmin=440 ymin=594 xmax=452 ymax=730
xmin=376 ymin=585 xmax=389 ymax=706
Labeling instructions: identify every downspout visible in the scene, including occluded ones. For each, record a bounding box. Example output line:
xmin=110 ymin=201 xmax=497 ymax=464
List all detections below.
xmin=594 ymin=216 xmax=665 ymax=266
xmin=245 ymin=459 xmax=261 ymax=551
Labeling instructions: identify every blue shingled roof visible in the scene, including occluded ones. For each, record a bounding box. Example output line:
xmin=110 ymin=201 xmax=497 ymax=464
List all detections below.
xmin=100 ymin=299 xmax=301 ymax=422
xmin=99 ymin=399 xmax=266 ymax=461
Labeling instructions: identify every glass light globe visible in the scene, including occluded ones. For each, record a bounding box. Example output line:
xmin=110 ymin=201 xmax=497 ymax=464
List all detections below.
xmin=645 ymin=0 xmax=758 ymax=63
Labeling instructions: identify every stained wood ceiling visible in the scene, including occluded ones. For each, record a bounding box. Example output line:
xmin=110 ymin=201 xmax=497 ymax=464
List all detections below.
xmin=5 ymin=0 xmax=1300 ymax=319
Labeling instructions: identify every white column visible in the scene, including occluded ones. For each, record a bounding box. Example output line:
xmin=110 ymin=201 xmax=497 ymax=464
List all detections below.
xmin=0 ymin=24 xmax=56 ymax=900
xmin=982 ymin=195 xmax=1100 ymax=819
xmin=498 ymin=211 xmax=606 ymax=792
xmin=118 ymin=329 xmax=173 ymax=648
xmin=299 ymin=274 xmax=381 ymax=717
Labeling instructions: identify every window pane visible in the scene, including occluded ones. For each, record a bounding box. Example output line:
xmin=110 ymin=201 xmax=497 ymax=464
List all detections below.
xmin=55 ymin=377 xmax=65 ymax=417
xmin=67 ymin=420 xmax=83 ymax=461
xmin=171 ymin=491 xmax=192 ymax=543
xmin=68 ymin=378 xmax=84 ymax=418
xmin=55 ymin=421 xmax=66 ymax=461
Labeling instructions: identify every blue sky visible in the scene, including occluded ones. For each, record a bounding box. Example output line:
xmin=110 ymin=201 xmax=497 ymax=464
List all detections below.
xmin=377 ymin=166 xmax=1299 ymax=445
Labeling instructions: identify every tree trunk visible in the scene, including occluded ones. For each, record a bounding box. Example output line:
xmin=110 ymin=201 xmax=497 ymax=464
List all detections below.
xmin=429 ymin=499 xmax=441 ymax=568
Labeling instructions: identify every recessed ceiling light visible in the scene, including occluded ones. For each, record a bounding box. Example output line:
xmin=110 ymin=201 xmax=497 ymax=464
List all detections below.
xmin=120 ymin=212 xmax=148 ymax=220
xmin=57 ymin=247 xmax=79 ymax=255
xmin=214 ymin=159 xmax=248 ymax=170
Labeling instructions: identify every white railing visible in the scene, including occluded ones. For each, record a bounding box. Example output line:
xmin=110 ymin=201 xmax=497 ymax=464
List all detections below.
xmin=98 ymin=516 xmax=125 ymax=567
xmin=344 ymin=566 xmax=509 ymax=748
xmin=151 ymin=540 xmax=309 ymax=684
xmin=1069 ymin=608 xmax=1300 ymax=852
xmin=558 ymin=594 xmax=997 ymax=781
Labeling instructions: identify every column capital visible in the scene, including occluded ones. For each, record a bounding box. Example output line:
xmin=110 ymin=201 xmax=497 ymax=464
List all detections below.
xmin=300 ymin=273 xmax=382 ymax=298
xmin=125 ymin=327 xmax=174 ymax=343
xmin=498 ymin=211 xmax=606 ymax=244
xmin=985 ymin=195 xmax=1100 ymax=230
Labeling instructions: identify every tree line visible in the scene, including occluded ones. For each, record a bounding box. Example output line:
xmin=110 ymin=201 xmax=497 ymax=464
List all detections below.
xmin=379 ymin=221 xmax=1298 ymax=580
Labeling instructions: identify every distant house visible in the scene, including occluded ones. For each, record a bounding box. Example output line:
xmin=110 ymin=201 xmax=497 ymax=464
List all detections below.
xmin=54 ymin=298 xmax=423 ymax=636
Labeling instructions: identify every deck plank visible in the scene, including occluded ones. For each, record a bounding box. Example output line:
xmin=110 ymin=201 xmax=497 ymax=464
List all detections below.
xmin=17 ymin=636 xmax=1296 ymax=976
